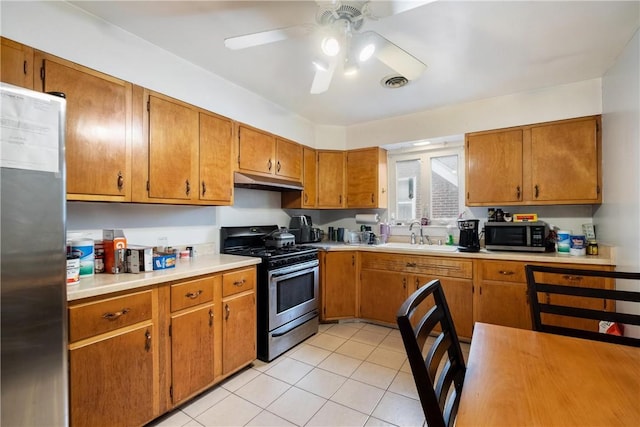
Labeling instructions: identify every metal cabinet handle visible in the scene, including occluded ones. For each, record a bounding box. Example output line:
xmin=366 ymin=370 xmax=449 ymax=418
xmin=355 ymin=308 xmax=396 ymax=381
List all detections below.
xmin=233 ymin=279 xmax=246 ymax=287
xmin=185 ymin=290 xmax=203 ymax=299
xmin=144 ymin=329 xmax=151 ymax=352
xmin=406 ymin=262 xmax=417 ymax=268
xmin=534 ymin=184 xmax=540 ymax=198
xmin=562 ymin=275 xmax=583 ymax=281
xmin=202 ymin=181 xmax=206 ymax=196
xmin=304 ymin=193 xmax=308 ymax=203
xmin=268 ymin=159 xmax=272 ymax=171
xmin=117 ymin=171 xmax=124 ymax=191
xmin=339 ymin=195 xmax=342 ymax=204
xmin=499 ymin=270 xmax=515 ymax=276
xmin=185 ymin=179 xmax=191 ymax=196
xmin=224 ymin=304 xmax=230 ymax=320
xmin=277 ymin=161 xmax=281 ymax=172
xmin=371 ymin=193 xmax=374 ymax=203
xmin=23 ymin=60 xmax=28 ymax=75
xmin=402 ymin=277 xmax=407 ymax=289
xmin=209 ymin=308 xmax=214 ymax=327
xmin=102 ymin=308 xmax=130 ymax=320
xmin=516 ymin=185 xmax=521 ymax=199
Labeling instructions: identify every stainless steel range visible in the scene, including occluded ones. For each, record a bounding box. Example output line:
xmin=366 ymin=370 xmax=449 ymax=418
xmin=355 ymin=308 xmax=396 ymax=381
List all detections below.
xmin=221 ymin=225 xmax=319 ymax=361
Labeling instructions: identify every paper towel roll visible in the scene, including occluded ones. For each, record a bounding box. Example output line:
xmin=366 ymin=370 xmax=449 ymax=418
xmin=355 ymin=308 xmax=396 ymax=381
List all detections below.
xmin=355 ymin=214 xmax=379 ymax=224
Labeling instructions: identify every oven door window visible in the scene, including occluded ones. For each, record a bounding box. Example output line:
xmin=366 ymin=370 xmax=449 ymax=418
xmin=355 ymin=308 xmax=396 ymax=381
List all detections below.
xmin=269 ymin=264 xmax=319 ymax=330
xmin=277 ymin=270 xmax=315 ymax=313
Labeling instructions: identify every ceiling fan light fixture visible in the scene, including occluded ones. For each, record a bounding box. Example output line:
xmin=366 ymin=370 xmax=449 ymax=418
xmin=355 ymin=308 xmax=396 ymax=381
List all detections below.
xmin=321 ymin=36 xmax=341 ymax=56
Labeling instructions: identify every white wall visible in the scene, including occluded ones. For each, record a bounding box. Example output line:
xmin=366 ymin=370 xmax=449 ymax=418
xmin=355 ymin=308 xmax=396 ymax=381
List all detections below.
xmin=599 ymin=30 xmax=640 ymax=338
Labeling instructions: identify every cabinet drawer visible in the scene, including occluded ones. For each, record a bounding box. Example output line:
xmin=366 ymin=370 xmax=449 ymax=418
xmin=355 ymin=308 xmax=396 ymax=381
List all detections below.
xmin=534 ymin=268 xmax=612 ymax=289
xmin=360 ymin=253 xmax=472 ymax=279
xmin=481 ymin=261 xmax=527 ymax=283
xmin=69 ymin=290 xmax=152 ymax=342
xmin=222 ymin=268 xmax=255 ymax=297
xmin=171 ymin=275 xmax=216 ymax=312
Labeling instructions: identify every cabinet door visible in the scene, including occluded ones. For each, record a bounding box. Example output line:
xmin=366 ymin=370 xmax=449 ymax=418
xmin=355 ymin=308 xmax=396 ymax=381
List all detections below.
xmin=321 ymin=251 xmax=357 ymax=320
xmin=475 ymin=281 xmax=531 ymax=330
xmin=411 ymin=275 xmax=473 ymax=340
xmin=39 ymin=54 xmax=131 ymax=201
xmin=69 ymin=325 xmax=154 ymax=427
xmin=1 ymin=37 xmax=34 ymax=89
xmin=171 ymin=305 xmax=215 ymax=405
xmin=302 ymin=147 xmax=318 ymax=208
xmin=148 ymin=93 xmax=198 ymax=200
xmin=275 ymin=137 xmax=303 ymax=181
xmin=347 ymin=148 xmax=387 ymax=208
xmin=466 ymin=129 xmax=523 ymax=205
xmin=317 ymin=151 xmax=345 ymax=208
xmin=531 ymin=117 xmax=600 ymax=203
xmin=238 ymin=125 xmax=275 ymax=175
xmin=281 ymin=146 xmax=317 ymax=209
xmin=222 ymin=293 xmax=256 ymax=375
xmin=200 ymin=112 xmax=233 ymax=204
xmin=360 ymin=269 xmax=408 ymax=324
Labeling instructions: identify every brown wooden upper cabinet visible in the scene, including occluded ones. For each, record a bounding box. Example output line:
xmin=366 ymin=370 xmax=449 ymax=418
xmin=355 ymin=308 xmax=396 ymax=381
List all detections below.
xmin=282 ymin=146 xmax=318 ymax=209
xmin=317 ymin=150 xmax=346 ymax=208
xmin=346 ymin=147 xmax=388 ymax=208
xmin=199 ymin=111 xmax=234 ymax=205
xmin=1 ymin=37 xmax=34 ymax=89
xmin=465 ymin=116 xmax=601 ymax=206
xmin=35 ymin=51 xmax=132 ymax=202
xmin=237 ymin=124 xmax=303 ymax=182
xmin=132 ymin=88 xmax=234 ymax=205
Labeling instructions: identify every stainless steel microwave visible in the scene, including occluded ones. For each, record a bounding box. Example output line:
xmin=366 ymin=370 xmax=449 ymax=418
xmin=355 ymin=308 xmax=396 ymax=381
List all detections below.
xmin=484 ymin=221 xmax=549 ymax=252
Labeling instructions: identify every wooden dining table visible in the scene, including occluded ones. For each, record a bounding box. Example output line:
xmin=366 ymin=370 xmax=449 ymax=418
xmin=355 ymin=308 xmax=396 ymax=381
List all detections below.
xmin=456 ymin=323 xmax=640 ymax=426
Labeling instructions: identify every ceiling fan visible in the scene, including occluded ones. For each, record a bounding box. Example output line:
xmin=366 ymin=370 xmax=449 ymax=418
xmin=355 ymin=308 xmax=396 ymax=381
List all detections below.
xmin=224 ymin=1 xmax=431 ymax=94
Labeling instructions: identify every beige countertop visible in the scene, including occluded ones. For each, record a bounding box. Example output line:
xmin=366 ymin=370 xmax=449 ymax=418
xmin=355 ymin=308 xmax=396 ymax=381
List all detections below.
xmin=67 ymin=254 xmax=261 ymax=302
xmin=311 ymin=242 xmax=615 ymax=266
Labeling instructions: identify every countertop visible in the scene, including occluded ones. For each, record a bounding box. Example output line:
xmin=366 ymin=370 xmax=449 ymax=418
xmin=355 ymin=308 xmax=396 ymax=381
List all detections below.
xmin=310 ymin=242 xmax=615 ymax=266
xmin=69 ymin=243 xmax=614 ymax=302
xmin=67 ymin=254 xmax=261 ymax=302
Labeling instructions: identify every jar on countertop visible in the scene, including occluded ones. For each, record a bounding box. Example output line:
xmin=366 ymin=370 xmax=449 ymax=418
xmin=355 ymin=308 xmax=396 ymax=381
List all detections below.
xmin=587 ymin=240 xmax=599 ymax=256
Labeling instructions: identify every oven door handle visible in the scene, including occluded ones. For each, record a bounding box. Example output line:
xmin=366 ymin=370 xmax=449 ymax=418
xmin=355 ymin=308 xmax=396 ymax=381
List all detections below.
xmin=271 ymin=310 xmax=319 ymax=337
xmin=269 ymin=262 xmax=318 ymax=280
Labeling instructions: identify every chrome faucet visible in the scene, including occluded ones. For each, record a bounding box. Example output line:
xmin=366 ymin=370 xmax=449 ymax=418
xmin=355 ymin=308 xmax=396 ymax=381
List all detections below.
xmin=409 ymin=221 xmax=431 ymax=245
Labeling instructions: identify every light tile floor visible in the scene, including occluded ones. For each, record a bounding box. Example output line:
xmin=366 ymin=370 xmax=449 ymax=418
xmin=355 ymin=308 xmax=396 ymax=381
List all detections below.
xmin=147 ymin=321 xmax=470 ymax=427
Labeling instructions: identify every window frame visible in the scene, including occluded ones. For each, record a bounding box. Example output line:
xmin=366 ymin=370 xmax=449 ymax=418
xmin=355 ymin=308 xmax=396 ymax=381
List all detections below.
xmin=387 ymin=145 xmax=465 ymax=225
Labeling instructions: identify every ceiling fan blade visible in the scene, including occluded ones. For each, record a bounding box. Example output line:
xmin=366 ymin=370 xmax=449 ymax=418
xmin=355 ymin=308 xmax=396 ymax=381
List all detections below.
xmin=366 ymin=31 xmax=427 ymax=80
xmin=224 ymin=24 xmax=312 ymax=50
xmin=310 ymin=56 xmax=339 ymax=94
xmin=364 ymin=0 xmax=438 ymax=19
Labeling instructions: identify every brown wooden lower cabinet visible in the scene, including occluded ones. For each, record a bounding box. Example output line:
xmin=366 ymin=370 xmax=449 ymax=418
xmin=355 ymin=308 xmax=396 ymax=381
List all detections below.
xmin=320 ymin=251 xmax=358 ymax=321
xmin=68 ymin=266 xmax=256 ymax=427
xmin=69 ymin=324 xmax=155 ymax=427
xmin=359 ymin=269 xmax=408 ymax=324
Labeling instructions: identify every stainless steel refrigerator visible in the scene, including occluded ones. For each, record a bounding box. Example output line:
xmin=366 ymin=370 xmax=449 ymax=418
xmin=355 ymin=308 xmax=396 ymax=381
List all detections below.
xmin=1 ymin=83 xmax=68 ymax=426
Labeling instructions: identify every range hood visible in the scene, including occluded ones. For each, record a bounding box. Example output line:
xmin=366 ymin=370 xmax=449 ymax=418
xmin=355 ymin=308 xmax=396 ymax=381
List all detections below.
xmin=234 ymin=172 xmax=303 ymax=192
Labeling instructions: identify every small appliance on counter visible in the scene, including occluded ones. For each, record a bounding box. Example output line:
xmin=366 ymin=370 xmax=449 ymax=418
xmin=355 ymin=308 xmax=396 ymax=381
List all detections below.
xmin=457 ymin=219 xmax=481 ymax=252
xmin=484 ymin=221 xmax=550 ymax=252
xmin=289 ymin=215 xmax=322 ymax=243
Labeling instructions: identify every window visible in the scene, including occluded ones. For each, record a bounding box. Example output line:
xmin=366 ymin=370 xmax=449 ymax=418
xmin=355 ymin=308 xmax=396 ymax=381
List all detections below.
xmin=389 ymin=145 xmax=464 ymax=224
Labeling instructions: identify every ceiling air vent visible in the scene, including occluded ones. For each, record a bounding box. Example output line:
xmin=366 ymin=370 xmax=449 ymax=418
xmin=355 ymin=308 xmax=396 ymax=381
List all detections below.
xmin=381 ymin=74 xmax=409 ymax=89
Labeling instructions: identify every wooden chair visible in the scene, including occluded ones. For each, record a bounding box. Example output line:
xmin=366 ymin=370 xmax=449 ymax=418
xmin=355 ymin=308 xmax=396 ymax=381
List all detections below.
xmin=525 ymin=264 xmax=640 ymax=347
xmin=396 ymin=279 xmax=466 ymax=427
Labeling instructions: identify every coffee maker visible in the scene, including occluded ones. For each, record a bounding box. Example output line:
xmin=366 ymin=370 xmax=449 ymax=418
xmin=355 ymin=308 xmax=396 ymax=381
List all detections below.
xmin=457 ymin=219 xmax=481 ymax=252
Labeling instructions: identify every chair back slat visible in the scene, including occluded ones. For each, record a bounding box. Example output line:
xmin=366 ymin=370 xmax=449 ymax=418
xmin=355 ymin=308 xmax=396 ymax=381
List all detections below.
xmin=397 ymin=279 xmax=466 ymax=427
xmin=525 ymin=264 xmax=640 ymax=347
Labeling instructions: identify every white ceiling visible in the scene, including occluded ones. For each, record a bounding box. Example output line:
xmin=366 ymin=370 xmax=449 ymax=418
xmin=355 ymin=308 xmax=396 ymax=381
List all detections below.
xmin=68 ymin=0 xmax=639 ymax=126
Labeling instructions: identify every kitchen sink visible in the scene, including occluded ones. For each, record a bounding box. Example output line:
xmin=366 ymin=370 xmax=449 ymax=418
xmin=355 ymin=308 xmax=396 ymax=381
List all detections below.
xmin=381 ymin=242 xmax=459 ymax=252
